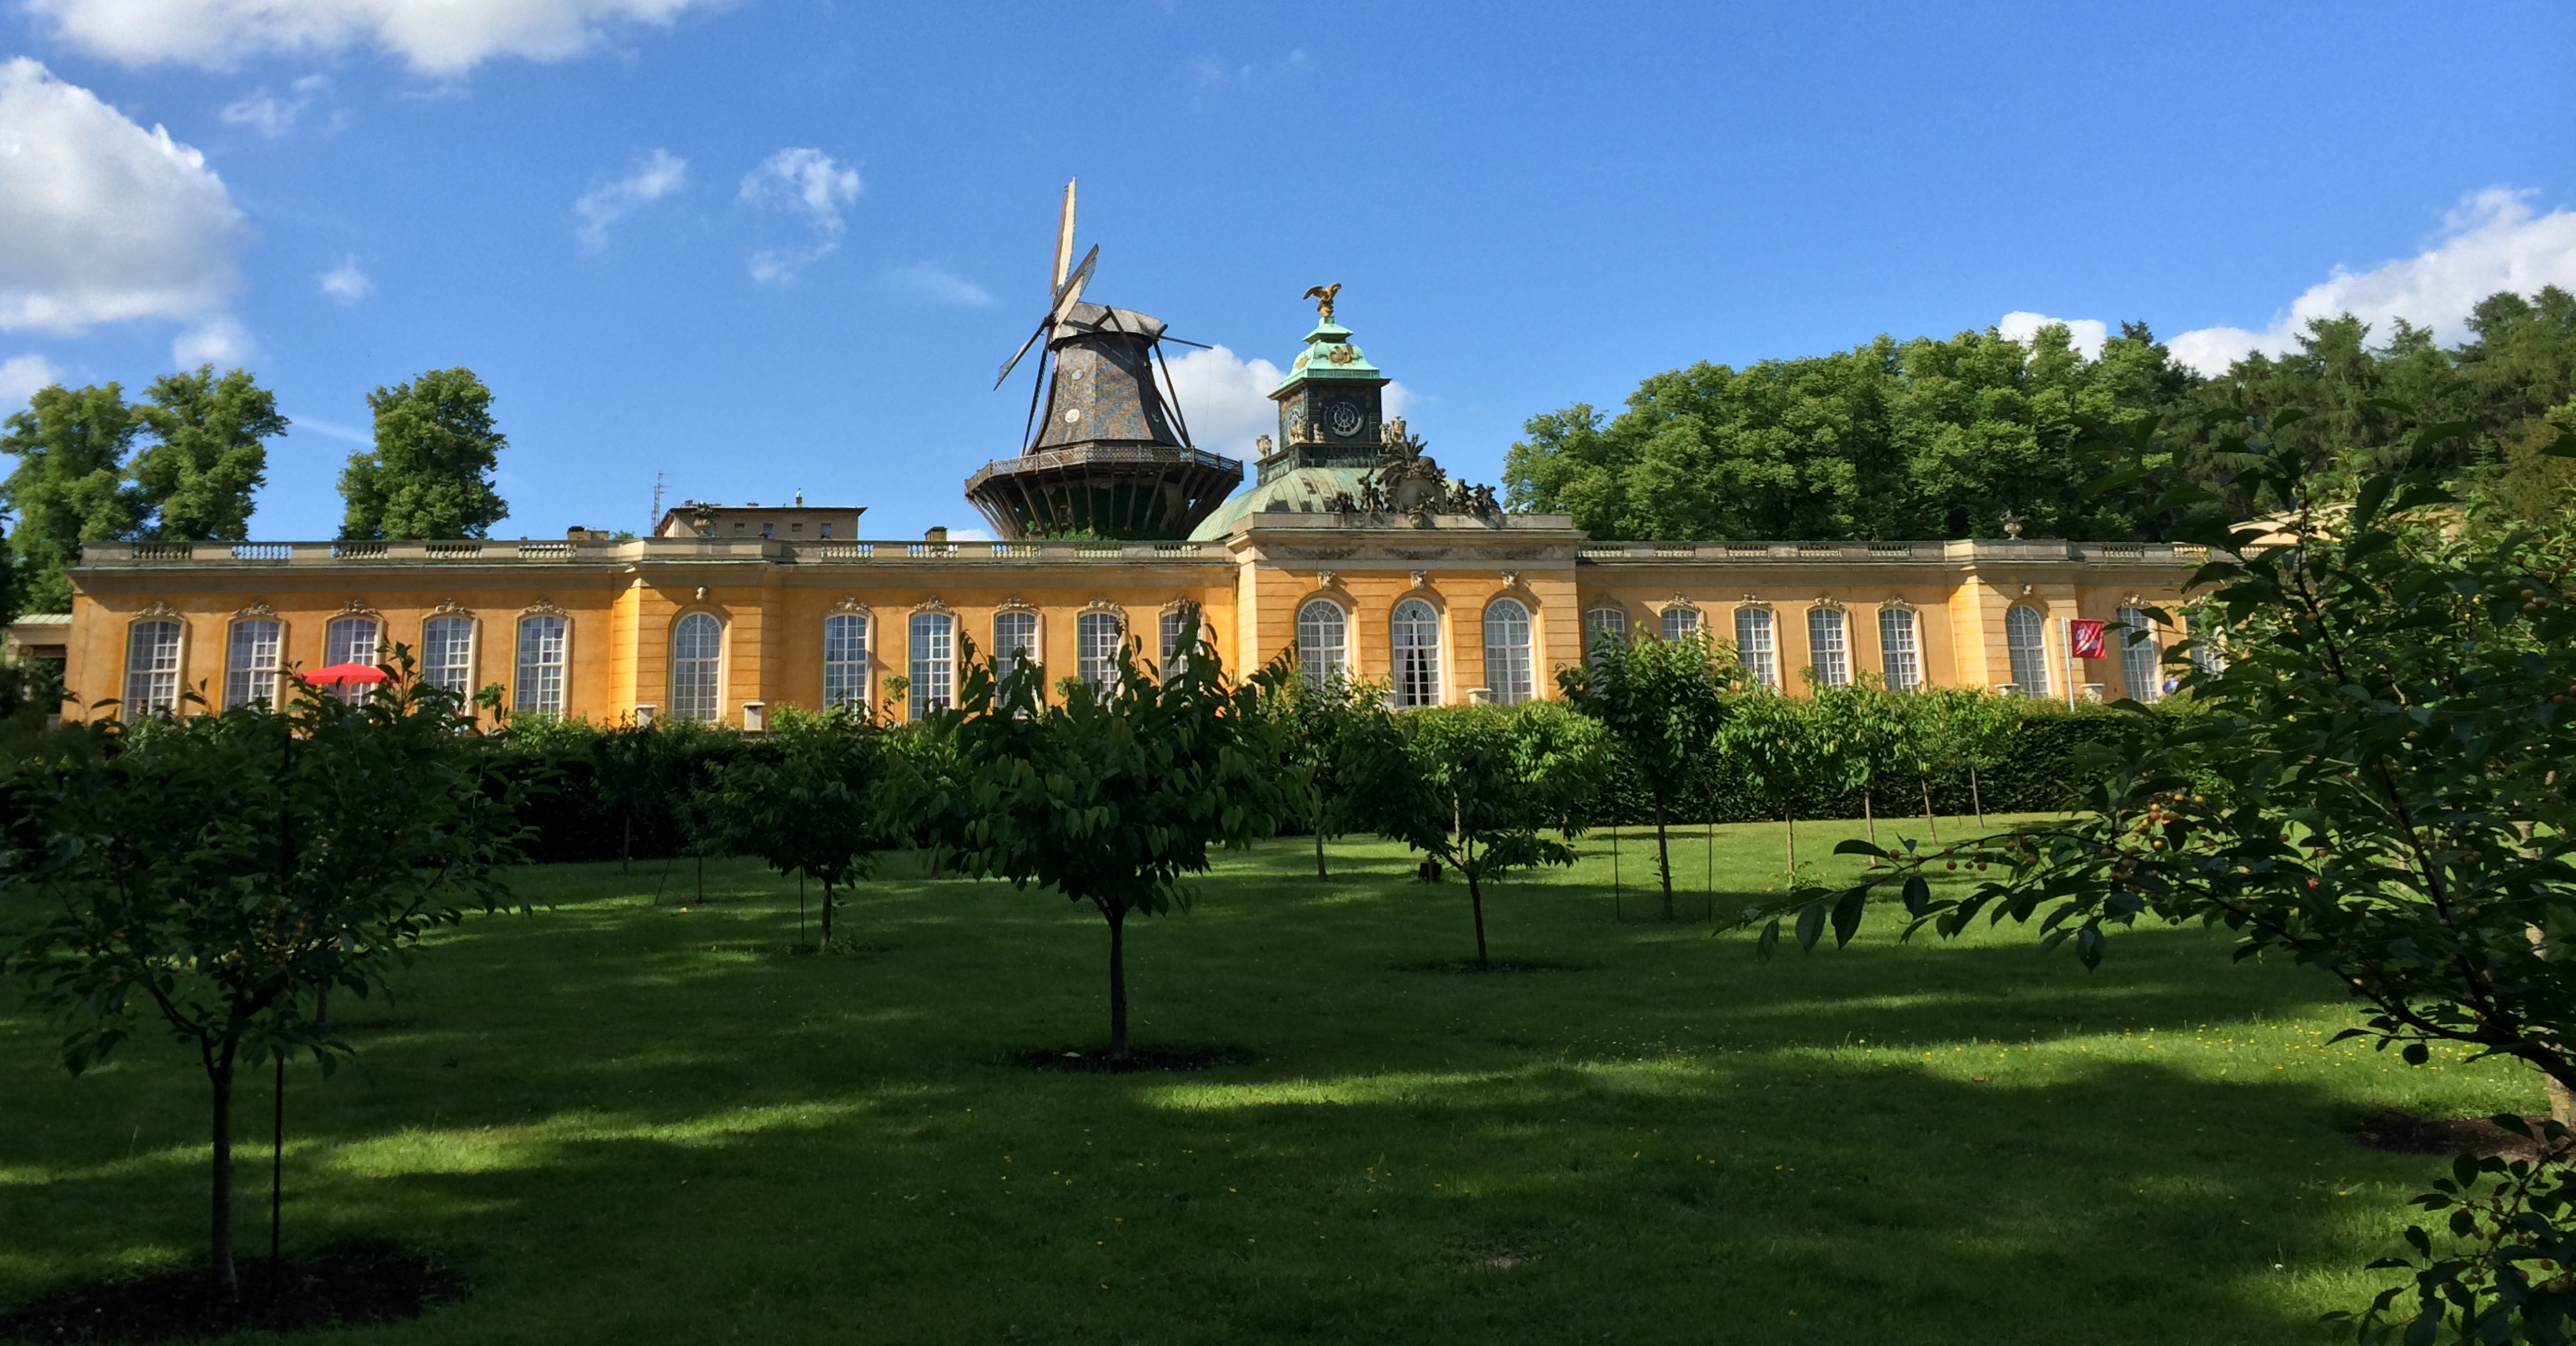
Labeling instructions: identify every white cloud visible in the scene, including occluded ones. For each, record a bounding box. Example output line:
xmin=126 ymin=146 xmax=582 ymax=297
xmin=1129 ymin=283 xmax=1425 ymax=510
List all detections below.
xmin=2168 ymin=188 xmax=2576 ymax=375
xmin=2 ymin=352 xmax=64 ymax=406
xmin=1997 ymin=310 xmax=2108 ymax=359
xmin=0 ymin=58 xmax=248 ymax=334
xmin=318 ymin=254 xmax=371 ymax=303
xmin=173 ymin=314 xmax=253 ymax=365
xmin=884 ymin=261 xmax=993 ymax=308
xmin=573 ymin=148 xmax=687 ymax=249
xmin=739 ymin=148 xmax=860 ymax=284
xmin=23 ymin=0 xmax=725 ymax=76
xmin=218 ymin=73 xmax=328 ymax=137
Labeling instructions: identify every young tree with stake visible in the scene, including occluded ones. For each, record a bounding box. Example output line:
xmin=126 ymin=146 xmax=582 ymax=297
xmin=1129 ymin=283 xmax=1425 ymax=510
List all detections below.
xmin=1382 ymin=703 xmax=1600 ymax=969
xmin=1558 ymin=629 xmax=1735 ymax=919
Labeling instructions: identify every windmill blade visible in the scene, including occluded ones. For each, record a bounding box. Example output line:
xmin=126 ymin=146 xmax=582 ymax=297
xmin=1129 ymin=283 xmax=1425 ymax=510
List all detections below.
xmin=993 ymin=319 xmax=1050 ymax=389
xmin=1050 ymin=246 xmax=1098 ymax=323
xmin=1157 ymin=334 xmax=1214 ymax=350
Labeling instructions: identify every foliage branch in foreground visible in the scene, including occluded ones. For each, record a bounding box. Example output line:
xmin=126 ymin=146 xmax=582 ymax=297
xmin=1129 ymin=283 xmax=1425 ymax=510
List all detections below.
xmin=1747 ymin=407 xmax=2576 ymax=1343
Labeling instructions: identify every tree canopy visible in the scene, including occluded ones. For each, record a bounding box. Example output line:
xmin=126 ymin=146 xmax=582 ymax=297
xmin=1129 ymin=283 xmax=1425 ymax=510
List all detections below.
xmin=338 ymin=368 xmax=510 ymax=540
xmin=1504 ymin=287 xmax=2576 ymax=543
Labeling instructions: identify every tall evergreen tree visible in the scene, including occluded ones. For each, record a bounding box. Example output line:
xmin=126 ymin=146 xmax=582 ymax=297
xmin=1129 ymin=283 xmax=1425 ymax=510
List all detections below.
xmin=338 ymin=368 xmax=510 ymax=540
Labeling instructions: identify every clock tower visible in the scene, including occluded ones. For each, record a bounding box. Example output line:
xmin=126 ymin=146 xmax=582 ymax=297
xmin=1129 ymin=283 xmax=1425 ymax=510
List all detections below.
xmin=1261 ymin=287 xmax=1390 ymax=482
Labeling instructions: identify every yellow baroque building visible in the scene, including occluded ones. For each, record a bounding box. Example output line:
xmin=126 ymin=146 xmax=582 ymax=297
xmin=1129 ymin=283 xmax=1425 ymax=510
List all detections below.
xmin=41 ymin=301 xmax=2206 ymax=724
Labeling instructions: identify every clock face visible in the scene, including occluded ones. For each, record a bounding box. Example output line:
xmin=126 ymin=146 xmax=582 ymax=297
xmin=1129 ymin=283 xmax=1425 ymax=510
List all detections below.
xmin=1326 ymin=399 xmax=1365 ymax=437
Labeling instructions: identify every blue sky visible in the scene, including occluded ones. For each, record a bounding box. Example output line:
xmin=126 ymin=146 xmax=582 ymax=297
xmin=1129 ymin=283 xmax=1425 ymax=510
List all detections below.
xmin=3 ymin=2 xmax=2572 ymax=540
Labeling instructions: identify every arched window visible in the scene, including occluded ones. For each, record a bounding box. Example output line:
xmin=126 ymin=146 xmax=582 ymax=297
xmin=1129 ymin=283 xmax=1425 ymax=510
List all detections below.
xmin=1807 ymin=606 xmax=1850 ymax=686
xmin=1483 ymin=599 xmax=1533 ymax=705
xmin=1077 ymin=611 xmax=1124 ymax=693
xmin=993 ymin=610 xmax=1038 ymax=681
xmin=514 ymin=614 xmax=568 ymax=716
xmin=422 ymin=615 xmax=475 ymax=695
xmin=125 ymin=619 xmax=183 ymax=720
xmin=324 ymin=615 xmax=383 ymax=703
xmin=1296 ymin=600 xmax=1347 ymax=689
xmin=823 ymin=612 xmax=869 ymax=709
xmin=1159 ymin=605 xmax=1195 ymax=678
xmin=225 ymin=618 xmax=282 ymax=708
xmin=1877 ymin=606 xmax=1922 ymax=691
xmin=1391 ymin=599 xmax=1441 ymax=707
xmin=1661 ymin=605 xmax=1701 ymax=642
xmin=2116 ymin=605 xmax=2160 ymax=703
xmin=670 ymin=612 xmax=724 ymax=721
xmin=1583 ymin=606 xmax=1627 ymax=661
xmin=909 ymin=611 xmax=954 ymax=719
xmin=1734 ymin=606 xmax=1778 ymax=689
xmin=2006 ymin=605 xmax=2050 ymax=696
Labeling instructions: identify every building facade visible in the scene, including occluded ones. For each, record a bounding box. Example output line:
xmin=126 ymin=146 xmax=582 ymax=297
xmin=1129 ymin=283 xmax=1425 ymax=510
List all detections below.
xmin=45 ymin=305 xmax=2207 ymax=724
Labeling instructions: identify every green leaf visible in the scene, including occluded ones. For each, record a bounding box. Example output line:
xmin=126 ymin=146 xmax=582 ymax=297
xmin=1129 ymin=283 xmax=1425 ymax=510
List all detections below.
xmin=1795 ymin=901 xmax=1827 ymax=953
xmin=1831 ymin=890 xmax=1866 ymax=949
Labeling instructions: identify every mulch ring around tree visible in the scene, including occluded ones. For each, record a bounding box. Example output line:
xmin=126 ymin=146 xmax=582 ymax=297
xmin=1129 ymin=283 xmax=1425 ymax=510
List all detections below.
xmin=1008 ymin=1046 xmax=1253 ymax=1074
xmin=0 ymin=1241 xmax=466 ymax=1344
xmin=1391 ymin=957 xmax=1586 ymax=975
xmin=2354 ymin=1112 xmax=2574 ymax=1162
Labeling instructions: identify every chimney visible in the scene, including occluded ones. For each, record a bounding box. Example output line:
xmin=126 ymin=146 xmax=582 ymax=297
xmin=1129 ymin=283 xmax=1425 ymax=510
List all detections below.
xmin=925 ymin=526 xmax=949 ymax=543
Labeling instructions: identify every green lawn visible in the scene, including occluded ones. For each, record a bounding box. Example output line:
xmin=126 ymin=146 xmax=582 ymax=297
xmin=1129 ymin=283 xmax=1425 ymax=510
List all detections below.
xmin=0 ymin=818 xmax=2540 ymax=1344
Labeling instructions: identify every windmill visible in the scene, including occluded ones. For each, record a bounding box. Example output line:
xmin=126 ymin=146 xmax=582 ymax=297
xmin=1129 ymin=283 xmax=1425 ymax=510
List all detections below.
xmin=964 ymin=180 xmax=1245 ymax=540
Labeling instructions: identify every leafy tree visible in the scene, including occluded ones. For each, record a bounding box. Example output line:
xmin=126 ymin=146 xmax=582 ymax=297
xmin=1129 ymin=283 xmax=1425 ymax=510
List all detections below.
xmin=926 ymin=618 xmax=1283 ymax=1066
xmin=706 ymin=705 xmax=887 ymax=950
xmin=130 ymin=365 xmax=287 ymax=542
xmin=1718 ymin=690 xmax=1832 ymax=876
xmin=338 ymin=368 xmax=509 ymax=540
xmin=1265 ymin=670 xmax=1406 ymax=880
xmin=1557 ymin=629 xmax=1734 ymax=918
xmin=0 ymin=657 xmax=522 ymax=1303
xmin=1 ymin=382 xmax=143 ymax=612
xmin=2479 ymin=398 xmax=2576 ymax=529
xmin=1383 ymin=703 xmax=1599 ymax=969
xmin=591 ymin=717 xmax=704 ymax=875
xmin=1754 ymin=409 xmax=2576 ymax=1343
xmin=1914 ymin=686 xmax=2019 ymax=828
xmin=1810 ymin=676 xmax=1905 ymax=853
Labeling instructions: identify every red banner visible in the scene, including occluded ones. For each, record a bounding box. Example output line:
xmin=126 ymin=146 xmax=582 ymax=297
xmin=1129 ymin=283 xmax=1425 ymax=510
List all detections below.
xmin=2070 ymin=618 xmax=2107 ymax=659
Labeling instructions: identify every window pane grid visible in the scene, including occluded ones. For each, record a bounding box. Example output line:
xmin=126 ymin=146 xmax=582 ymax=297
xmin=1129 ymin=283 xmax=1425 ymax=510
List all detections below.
xmin=1807 ymin=607 xmax=1849 ymax=686
xmin=1392 ymin=600 xmax=1441 ymax=708
xmin=824 ymin=613 xmax=869 ymax=708
xmin=910 ymin=613 xmax=953 ymax=719
xmin=1159 ymin=609 xmax=1192 ymax=678
xmin=1877 ymin=607 xmax=1922 ymax=690
xmin=125 ymin=620 xmax=183 ymax=720
xmin=422 ymin=617 xmax=474 ymax=695
xmin=514 ymin=615 xmax=567 ymax=716
xmin=993 ymin=610 xmax=1037 ymax=682
xmin=2117 ymin=606 xmax=2162 ymax=702
xmin=2006 ymin=605 xmax=2050 ymax=696
xmin=1077 ymin=612 xmax=1123 ymax=691
xmin=670 ymin=613 xmax=723 ymax=721
xmin=1661 ymin=605 xmax=1701 ymax=642
xmin=1296 ymin=600 xmax=1347 ymax=689
xmin=225 ymin=619 xmax=282 ymax=708
xmin=1734 ymin=608 xmax=1777 ymax=689
xmin=1484 ymin=599 xmax=1533 ymax=705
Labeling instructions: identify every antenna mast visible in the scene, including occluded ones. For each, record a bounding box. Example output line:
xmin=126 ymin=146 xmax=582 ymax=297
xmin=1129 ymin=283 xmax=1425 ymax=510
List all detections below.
xmin=649 ymin=471 xmax=664 ymax=535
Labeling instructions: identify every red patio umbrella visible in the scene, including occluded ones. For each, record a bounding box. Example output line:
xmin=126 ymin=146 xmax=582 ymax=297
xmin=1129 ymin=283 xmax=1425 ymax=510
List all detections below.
xmin=304 ymin=663 xmax=389 ymax=686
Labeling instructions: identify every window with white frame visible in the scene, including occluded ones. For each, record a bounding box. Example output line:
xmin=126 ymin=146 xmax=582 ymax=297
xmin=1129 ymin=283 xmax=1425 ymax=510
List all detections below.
xmin=1391 ymin=599 xmax=1441 ymax=707
xmin=1296 ymin=600 xmax=1347 ymax=689
xmin=1661 ymin=605 xmax=1701 ymax=642
xmin=225 ymin=619 xmax=282 ymax=708
xmin=1583 ymin=606 xmax=1627 ymax=661
xmin=824 ymin=612 xmax=869 ymax=709
xmin=2116 ymin=605 xmax=2161 ymax=703
xmin=1159 ymin=606 xmax=1195 ymax=678
xmin=514 ymin=614 xmax=567 ymax=715
xmin=2006 ymin=605 xmax=2050 ymax=696
xmin=422 ymin=615 xmax=475 ymax=696
xmin=1483 ymin=598 xmax=1534 ymax=705
xmin=993 ymin=610 xmax=1038 ymax=683
xmin=1807 ymin=606 xmax=1850 ymax=686
xmin=125 ymin=620 xmax=183 ymax=719
xmin=1077 ymin=610 xmax=1124 ymax=694
xmin=324 ymin=615 xmax=382 ymax=703
xmin=1877 ymin=606 xmax=1922 ymax=690
xmin=1734 ymin=606 xmax=1778 ymax=689
xmin=909 ymin=611 xmax=954 ymax=719
xmin=2188 ymin=601 xmax=2228 ymax=675
xmin=670 ymin=613 xmax=724 ymax=721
